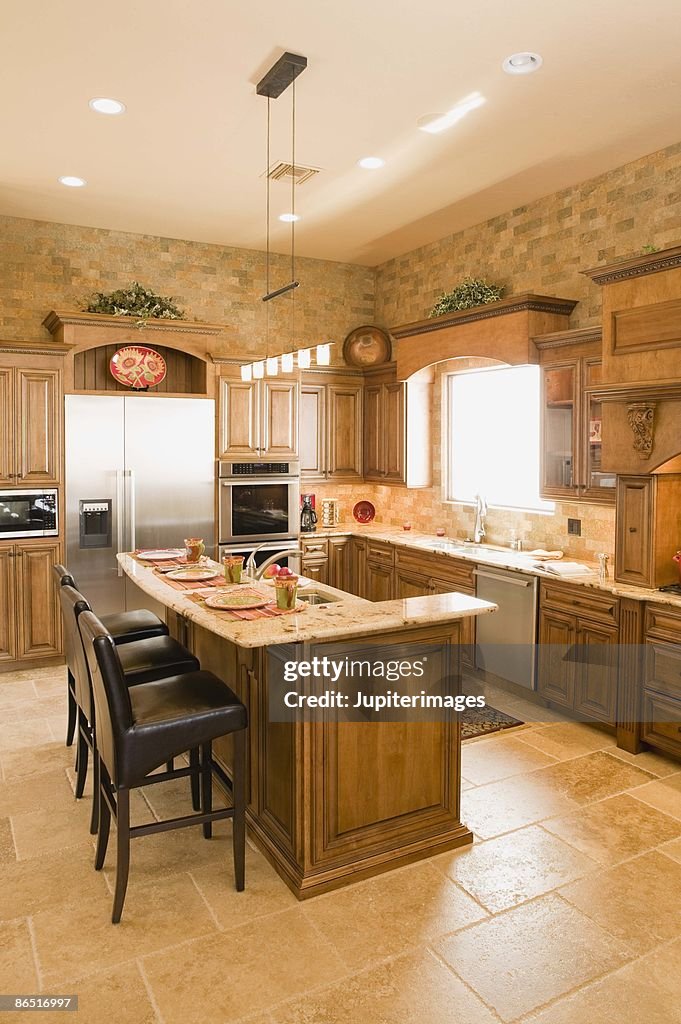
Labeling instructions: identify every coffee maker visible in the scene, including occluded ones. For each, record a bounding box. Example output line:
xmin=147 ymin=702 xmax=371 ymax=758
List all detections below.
xmin=300 ymin=493 xmax=318 ymax=533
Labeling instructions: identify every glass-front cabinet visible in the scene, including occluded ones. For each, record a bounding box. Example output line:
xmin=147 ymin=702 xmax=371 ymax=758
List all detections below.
xmin=538 ymin=334 xmax=615 ymax=505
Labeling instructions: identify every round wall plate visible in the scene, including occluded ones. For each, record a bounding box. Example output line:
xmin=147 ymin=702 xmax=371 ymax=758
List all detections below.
xmin=110 ymin=346 xmax=167 ymax=390
xmin=342 ymin=325 xmax=392 ymax=367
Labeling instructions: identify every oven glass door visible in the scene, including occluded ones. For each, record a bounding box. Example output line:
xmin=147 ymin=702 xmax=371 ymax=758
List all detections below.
xmin=0 ymin=490 xmax=58 ymax=538
xmin=220 ymin=479 xmax=299 ymax=543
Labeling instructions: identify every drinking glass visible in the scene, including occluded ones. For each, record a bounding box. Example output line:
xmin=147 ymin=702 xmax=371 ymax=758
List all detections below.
xmin=184 ymin=538 xmax=205 ymax=564
xmin=275 ymin=576 xmax=299 ymax=610
xmin=223 ymin=555 xmax=244 ymax=584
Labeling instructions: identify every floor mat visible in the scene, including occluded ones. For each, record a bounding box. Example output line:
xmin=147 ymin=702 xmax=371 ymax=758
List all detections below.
xmin=461 ymin=703 xmax=523 ymax=740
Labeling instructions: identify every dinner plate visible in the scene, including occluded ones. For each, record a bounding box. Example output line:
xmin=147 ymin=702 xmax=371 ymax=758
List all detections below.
xmin=137 ymin=549 xmax=184 ymax=561
xmin=165 ymin=567 xmax=221 ymax=582
xmin=204 ymin=590 xmax=269 ymax=610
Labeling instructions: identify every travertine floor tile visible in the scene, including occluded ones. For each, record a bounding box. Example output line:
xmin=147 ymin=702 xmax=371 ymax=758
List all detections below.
xmin=32 ymin=872 xmax=219 ymax=985
xmin=303 ymin=861 xmax=487 ymax=969
xmin=101 ymin=822 xmax=234 ymax=890
xmin=1 ymin=694 xmax=65 ymax=724
xmin=0 ymin=846 xmax=109 ymax=921
xmin=659 ymin=835 xmax=681 ymax=864
xmin=543 ymin=793 xmax=681 ymax=865
xmin=629 ymin=773 xmax=681 ymax=820
xmin=0 ymin=818 xmax=15 ymax=865
xmin=62 ymin=962 xmax=157 ymax=1024
xmin=0 ymin=768 xmax=73 ymax=818
xmin=535 ymin=750 xmax=655 ymax=805
xmin=461 ymin=734 xmax=557 ymax=785
xmin=460 ymin=773 xmax=578 ymax=839
xmin=0 ymin=679 xmax=37 ymax=707
xmin=559 ymin=850 xmax=681 ymax=954
xmin=32 ymin=670 xmax=69 ymax=698
xmin=0 ymin=918 xmax=39 ymax=991
xmin=434 ymin=893 xmax=630 ymax=1022
xmin=271 ymin=948 xmax=497 ymax=1024
xmin=140 ymin=773 xmax=227 ymax=821
xmin=191 ymin=842 xmax=297 ymax=928
xmin=607 ymin=746 xmax=681 ymax=778
xmin=11 ymin=801 xmax=96 ymax=860
xmin=0 ymin=718 xmax=53 ymax=752
xmin=435 ymin=824 xmax=597 ymax=912
xmin=520 ymin=722 xmax=617 ymax=760
xmin=0 ymin=741 xmax=73 ymax=782
xmin=524 ymin=936 xmax=681 ymax=1024
xmin=143 ymin=909 xmax=345 ymax=1023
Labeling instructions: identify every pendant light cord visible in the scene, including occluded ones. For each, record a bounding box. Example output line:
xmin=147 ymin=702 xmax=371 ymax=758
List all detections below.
xmin=290 ymin=77 xmax=296 ymax=358
xmin=265 ymin=96 xmax=271 ymax=359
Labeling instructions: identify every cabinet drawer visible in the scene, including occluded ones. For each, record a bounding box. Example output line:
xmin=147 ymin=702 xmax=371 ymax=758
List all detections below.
xmin=366 ymin=541 xmax=395 ymax=566
xmin=643 ymin=692 xmax=681 ymax=757
xmin=644 ymin=639 xmax=681 ymax=701
xmin=645 ymin=603 xmax=681 ymax=642
xmin=540 ymin=581 xmax=619 ymax=624
xmin=396 ymin=549 xmax=474 ymax=591
xmin=301 ymin=537 xmax=329 ymax=558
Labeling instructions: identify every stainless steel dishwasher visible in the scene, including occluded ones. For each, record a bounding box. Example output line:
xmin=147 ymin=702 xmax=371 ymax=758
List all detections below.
xmin=474 ymin=565 xmax=539 ymax=689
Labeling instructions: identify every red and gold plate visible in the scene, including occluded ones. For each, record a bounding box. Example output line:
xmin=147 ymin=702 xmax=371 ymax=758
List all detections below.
xmin=110 ymin=346 xmax=167 ymax=390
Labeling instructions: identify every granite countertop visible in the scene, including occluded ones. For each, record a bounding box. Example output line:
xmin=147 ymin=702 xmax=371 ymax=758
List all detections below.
xmin=117 ymin=554 xmax=496 ymax=649
xmin=305 ymin=524 xmax=681 ymax=608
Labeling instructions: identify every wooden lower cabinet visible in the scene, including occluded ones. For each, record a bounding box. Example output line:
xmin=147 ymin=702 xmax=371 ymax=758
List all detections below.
xmin=0 ymin=540 xmax=62 ymax=666
xmin=327 ymin=536 xmax=350 ymax=588
xmin=366 ymin=560 xmax=395 ymax=601
xmin=348 ymin=537 xmax=367 ymax=598
xmin=537 ymin=610 xmax=576 ymax=709
xmin=573 ymin=621 xmax=619 ymax=722
xmin=643 ymin=603 xmax=681 ymax=759
xmin=395 ymin=566 xmax=430 ymax=598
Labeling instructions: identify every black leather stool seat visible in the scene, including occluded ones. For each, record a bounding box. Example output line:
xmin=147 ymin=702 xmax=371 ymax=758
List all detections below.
xmin=121 ymin=672 xmax=246 ymax=786
xmin=100 ymin=609 xmax=168 ymax=645
xmin=117 ymin=636 xmax=199 ymax=685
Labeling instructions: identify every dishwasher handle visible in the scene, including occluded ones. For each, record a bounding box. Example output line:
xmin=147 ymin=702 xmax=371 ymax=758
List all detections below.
xmin=474 ymin=569 xmax=533 ymax=588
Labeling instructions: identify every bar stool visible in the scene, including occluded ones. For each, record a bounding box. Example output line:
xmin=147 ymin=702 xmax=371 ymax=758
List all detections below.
xmin=53 ymin=564 xmax=169 ymax=748
xmin=57 ymin=584 xmax=201 ymax=834
xmin=78 ymin=609 xmax=247 ymax=924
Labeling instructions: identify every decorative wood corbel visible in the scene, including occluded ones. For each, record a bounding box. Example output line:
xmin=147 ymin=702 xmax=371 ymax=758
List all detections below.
xmin=626 ymin=402 xmax=656 ymax=460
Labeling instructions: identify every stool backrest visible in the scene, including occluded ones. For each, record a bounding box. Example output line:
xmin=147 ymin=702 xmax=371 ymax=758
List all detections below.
xmin=52 ymin=563 xmax=77 ymax=590
xmin=78 ymin=610 xmax=133 ymax=784
xmin=57 ymin=585 xmax=94 ymax=722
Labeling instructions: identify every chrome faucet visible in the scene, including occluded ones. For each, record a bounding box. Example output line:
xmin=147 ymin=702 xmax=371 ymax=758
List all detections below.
xmin=254 ymin=549 xmax=303 ymax=580
xmin=244 ymin=541 xmax=273 ymax=578
xmin=473 ymin=494 xmax=488 ymax=544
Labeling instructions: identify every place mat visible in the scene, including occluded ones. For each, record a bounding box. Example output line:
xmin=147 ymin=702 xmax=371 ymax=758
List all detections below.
xmin=132 ymin=552 xmax=188 ymax=568
xmin=157 ymin=571 xmax=226 ymax=592
xmin=185 ymin=592 xmax=304 ymax=620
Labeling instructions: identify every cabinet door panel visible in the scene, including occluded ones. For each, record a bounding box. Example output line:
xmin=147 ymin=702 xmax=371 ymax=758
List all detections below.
xmin=383 ymin=382 xmax=405 ymax=482
xmin=366 ymin=562 xmax=394 ymax=602
xmin=349 ymin=537 xmax=367 ymax=598
xmin=301 ymin=557 xmax=328 ymax=585
xmin=430 ymin=578 xmax=476 ymax=669
xmin=541 ymin=363 xmax=578 ymax=499
xmin=219 ymin=379 xmax=258 ymax=457
xmin=537 ymin=610 xmax=576 ymax=708
xmin=395 ymin=568 xmax=430 ymax=599
xmin=300 ymin=385 xmax=326 ymax=478
xmin=328 ymin=385 xmax=362 ymax=480
xmin=0 ymin=547 xmax=16 ymax=662
xmin=16 ymin=542 xmax=62 ymax=659
xmin=16 ymin=369 xmax=61 ymax=484
xmin=262 ymin=380 xmax=298 ymax=458
xmin=363 ymin=384 xmax=383 ymax=480
xmin=573 ymin=621 xmax=618 ymax=723
xmin=615 ymin=476 xmax=653 ymax=586
xmin=0 ymin=369 xmax=15 ymax=485
xmin=328 ymin=536 xmax=350 ymax=590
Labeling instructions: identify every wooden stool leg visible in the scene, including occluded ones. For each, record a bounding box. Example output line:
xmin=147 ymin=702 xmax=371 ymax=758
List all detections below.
xmin=75 ymin=710 xmax=88 ymax=799
xmin=190 ymin=747 xmax=201 ymax=812
xmin=94 ymin=766 xmax=111 ymax=871
xmin=232 ymin=729 xmax=246 ymax=892
xmin=89 ymin=747 xmax=100 ymax=836
xmin=166 ymin=759 xmax=174 ymax=773
xmin=66 ymin=673 xmax=77 ymax=747
xmin=112 ymin=787 xmax=130 ymax=924
xmin=201 ymin=742 xmax=212 ymax=839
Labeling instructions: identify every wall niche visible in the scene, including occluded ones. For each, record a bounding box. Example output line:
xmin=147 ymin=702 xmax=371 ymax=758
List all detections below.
xmin=73 ymin=343 xmax=207 ymax=395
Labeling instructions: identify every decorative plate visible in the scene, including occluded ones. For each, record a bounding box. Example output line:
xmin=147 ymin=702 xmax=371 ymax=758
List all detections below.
xmin=165 ymin=567 xmax=220 ymax=582
xmin=342 ymin=326 xmax=392 ymax=367
xmin=204 ymin=590 xmax=269 ymax=610
xmin=353 ymin=500 xmax=376 ymax=524
xmin=110 ymin=346 xmax=167 ymax=390
xmin=137 ymin=549 xmax=184 ymax=561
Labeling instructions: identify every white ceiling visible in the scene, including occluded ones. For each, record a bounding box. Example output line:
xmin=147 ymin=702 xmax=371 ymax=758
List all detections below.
xmin=1 ymin=0 xmax=681 ymax=266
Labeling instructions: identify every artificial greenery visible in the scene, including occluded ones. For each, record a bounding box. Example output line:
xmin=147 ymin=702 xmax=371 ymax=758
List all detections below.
xmin=85 ymin=282 xmax=186 ymax=322
xmin=428 ymin=277 xmax=504 ymax=318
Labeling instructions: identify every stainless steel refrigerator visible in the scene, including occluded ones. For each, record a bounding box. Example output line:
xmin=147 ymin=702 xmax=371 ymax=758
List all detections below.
xmin=65 ymin=395 xmax=215 ymax=617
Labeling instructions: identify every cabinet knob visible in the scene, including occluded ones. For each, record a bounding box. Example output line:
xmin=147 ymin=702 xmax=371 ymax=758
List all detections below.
xmin=628 ymin=527 xmax=637 ymax=533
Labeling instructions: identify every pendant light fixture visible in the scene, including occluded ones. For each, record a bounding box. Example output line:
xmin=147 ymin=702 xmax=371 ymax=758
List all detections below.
xmin=239 ymin=52 xmax=336 ymax=379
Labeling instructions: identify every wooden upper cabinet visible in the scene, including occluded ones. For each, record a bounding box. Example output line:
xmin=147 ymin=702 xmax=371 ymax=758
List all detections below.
xmin=0 ymin=367 xmax=61 ymax=486
xmin=383 ymin=382 xmax=405 ymax=482
xmin=261 ymin=380 xmax=298 ymax=458
xmin=615 ymin=475 xmax=681 ymax=588
xmin=219 ymin=376 xmax=298 ymax=459
xmin=327 ymin=383 xmax=363 ymax=480
xmin=299 ymin=385 xmax=326 ymax=479
xmin=363 ymin=384 xmax=383 ymax=480
xmin=541 ymin=362 xmax=578 ymax=498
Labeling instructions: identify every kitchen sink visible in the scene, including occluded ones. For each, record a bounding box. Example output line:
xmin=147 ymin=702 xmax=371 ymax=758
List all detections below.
xmin=298 ymin=589 xmax=343 ymax=606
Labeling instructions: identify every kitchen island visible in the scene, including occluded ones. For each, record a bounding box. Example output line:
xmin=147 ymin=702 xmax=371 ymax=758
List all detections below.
xmin=118 ymin=553 xmax=495 ymax=898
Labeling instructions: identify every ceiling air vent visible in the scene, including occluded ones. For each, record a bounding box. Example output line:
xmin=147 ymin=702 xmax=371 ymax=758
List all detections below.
xmin=266 ymin=161 xmax=320 ymax=185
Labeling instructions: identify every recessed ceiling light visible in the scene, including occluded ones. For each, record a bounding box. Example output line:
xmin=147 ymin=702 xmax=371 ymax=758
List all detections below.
xmin=502 ymin=52 xmax=543 ymax=75
xmin=89 ymin=97 xmax=126 ymax=115
xmin=417 ymin=92 xmax=486 ymax=134
xmin=357 ymin=156 xmax=385 ymax=170
xmin=279 ymin=213 xmax=300 ymax=222
xmin=58 ymin=175 xmax=86 ymax=187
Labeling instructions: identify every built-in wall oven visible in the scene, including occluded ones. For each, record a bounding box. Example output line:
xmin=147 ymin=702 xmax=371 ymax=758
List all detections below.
xmin=0 ymin=489 xmax=58 ymax=539
xmin=218 ymin=461 xmax=300 ymax=546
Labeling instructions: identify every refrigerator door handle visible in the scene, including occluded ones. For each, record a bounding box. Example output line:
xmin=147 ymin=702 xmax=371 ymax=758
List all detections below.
xmin=128 ymin=469 xmax=136 ymax=553
xmin=116 ymin=469 xmax=125 ymax=576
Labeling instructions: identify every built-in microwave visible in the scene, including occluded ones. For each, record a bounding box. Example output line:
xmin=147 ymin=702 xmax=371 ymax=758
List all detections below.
xmin=218 ymin=462 xmax=300 ymax=544
xmin=0 ymin=489 xmax=58 ymax=539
